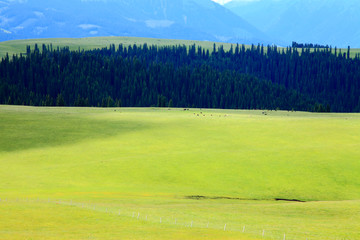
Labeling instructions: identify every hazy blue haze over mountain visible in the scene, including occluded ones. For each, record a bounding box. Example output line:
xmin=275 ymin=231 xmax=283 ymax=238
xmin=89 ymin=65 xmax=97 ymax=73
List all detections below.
xmin=0 ymin=0 xmax=270 ymax=44
xmin=224 ymin=0 xmax=360 ymax=48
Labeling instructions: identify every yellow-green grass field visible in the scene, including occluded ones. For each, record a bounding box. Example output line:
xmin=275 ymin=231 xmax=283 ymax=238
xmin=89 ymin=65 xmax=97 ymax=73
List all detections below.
xmin=0 ymin=105 xmax=360 ymax=239
xmin=0 ymin=37 xmax=236 ymax=59
xmin=1 ymin=37 xmax=359 ymax=59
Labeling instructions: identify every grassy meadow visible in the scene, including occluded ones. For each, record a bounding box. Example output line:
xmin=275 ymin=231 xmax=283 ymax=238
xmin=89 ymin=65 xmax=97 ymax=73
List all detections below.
xmin=0 ymin=105 xmax=359 ymax=239
xmin=1 ymin=36 xmax=359 ymax=59
xmin=0 ymin=37 xmax=236 ymax=59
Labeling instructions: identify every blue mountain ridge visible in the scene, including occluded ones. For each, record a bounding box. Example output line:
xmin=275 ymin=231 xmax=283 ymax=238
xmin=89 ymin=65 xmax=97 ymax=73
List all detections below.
xmin=224 ymin=0 xmax=360 ymax=48
xmin=0 ymin=0 xmax=272 ymax=45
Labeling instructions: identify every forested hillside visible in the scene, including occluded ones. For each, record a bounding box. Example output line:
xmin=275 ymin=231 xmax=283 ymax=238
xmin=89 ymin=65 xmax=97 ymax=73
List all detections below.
xmin=1 ymin=43 xmax=360 ymax=112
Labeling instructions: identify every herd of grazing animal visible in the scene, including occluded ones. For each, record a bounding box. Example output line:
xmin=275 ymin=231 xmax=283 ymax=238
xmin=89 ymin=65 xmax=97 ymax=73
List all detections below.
xmin=193 ymin=112 xmax=229 ymax=118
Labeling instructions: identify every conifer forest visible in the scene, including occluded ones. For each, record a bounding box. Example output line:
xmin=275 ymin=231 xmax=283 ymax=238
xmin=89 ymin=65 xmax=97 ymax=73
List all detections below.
xmin=1 ymin=43 xmax=360 ymax=112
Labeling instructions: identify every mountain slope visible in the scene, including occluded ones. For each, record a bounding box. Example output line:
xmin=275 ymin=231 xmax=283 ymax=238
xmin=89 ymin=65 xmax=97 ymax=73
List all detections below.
xmin=0 ymin=0 xmax=270 ymax=44
xmin=225 ymin=0 xmax=360 ymax=47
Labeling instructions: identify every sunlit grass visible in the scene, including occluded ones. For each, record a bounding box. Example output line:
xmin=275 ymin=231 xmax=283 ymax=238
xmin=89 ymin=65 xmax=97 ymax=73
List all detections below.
xmin=1 ymin=37 xmax=359 ymax=59
xmin=0 ymin=105 xmax=359 ymax=239
xmin=0 ymin=37 xmax=238 ymax=59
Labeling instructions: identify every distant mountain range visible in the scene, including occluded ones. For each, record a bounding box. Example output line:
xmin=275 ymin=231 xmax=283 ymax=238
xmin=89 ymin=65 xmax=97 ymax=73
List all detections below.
xmin=1 ymin=0 xmax=358 ymax=48
xmin=224 ymin=0 xmax=360 ymax=48
xmin=0 ymin=0 xmax=269 ymax=44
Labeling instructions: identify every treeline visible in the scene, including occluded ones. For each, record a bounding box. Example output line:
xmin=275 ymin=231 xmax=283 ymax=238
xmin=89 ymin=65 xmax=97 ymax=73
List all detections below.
xmin=292 ymin=41 xmax=331 ymax=49
xmin=0 ymin=42 xmax=360 ymax=112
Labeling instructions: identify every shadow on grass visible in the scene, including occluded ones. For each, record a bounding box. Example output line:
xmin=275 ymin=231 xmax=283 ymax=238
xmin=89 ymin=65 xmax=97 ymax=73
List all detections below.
xmin=0 ymin=108 xmax=152 ymax=152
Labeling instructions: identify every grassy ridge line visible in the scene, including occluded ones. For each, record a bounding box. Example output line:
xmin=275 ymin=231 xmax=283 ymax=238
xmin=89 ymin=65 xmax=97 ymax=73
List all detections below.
xmin=1 ymin=36 xmax=359 ymax=59
xmin=0 ymin=36 xmax=237 ymax=58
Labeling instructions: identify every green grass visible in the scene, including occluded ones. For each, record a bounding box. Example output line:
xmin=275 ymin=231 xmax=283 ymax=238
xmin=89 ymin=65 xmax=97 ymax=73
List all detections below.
xmin=0 ymin=105 xmax=360 ymax=239
xmin=0 ymin=37 xmax=238 ymax=59
xmin=1 ymin=36 xmax=359 ymax=59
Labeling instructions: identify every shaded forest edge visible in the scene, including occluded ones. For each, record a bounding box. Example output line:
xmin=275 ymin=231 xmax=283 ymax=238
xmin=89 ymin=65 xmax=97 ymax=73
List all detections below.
xmin=1 ymin=43 xmax=359 ymax=112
